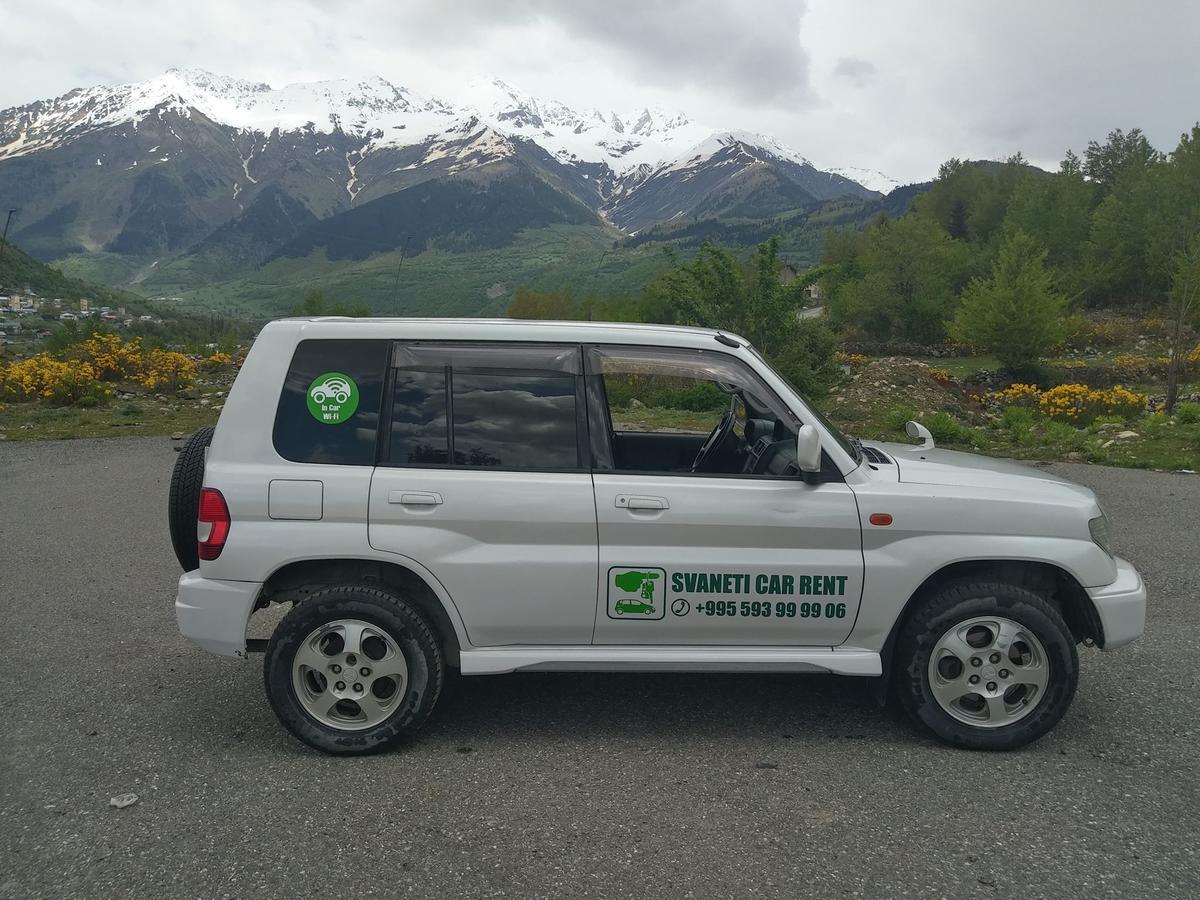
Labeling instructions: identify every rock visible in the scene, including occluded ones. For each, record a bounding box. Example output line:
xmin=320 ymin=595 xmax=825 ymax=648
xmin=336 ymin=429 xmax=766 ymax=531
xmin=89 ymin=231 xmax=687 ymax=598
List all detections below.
xmin=1066 ymin=452 xmax=1084 ymax=461
xmin=177 ymin=389 xmax=198 ymax=400
xmin=629 ymin=399 xmax=645 ymax=409
xmin=1097 ymin=422 xmax=1122 ymax=432
xmin=214 ymin=404 xmax=224 ymax=411
xmin=109 ymin=793 xmax=138 ymax=809
xmin=199 ymin=398 xmax=211 ymax=406
xmin=1101 ymin=439 xmax=1115 ymax=448
xmin=171 ymin=432 xmax=184 ymax=440
xmin=1115 ymin=431 xmax=1139 ymax=440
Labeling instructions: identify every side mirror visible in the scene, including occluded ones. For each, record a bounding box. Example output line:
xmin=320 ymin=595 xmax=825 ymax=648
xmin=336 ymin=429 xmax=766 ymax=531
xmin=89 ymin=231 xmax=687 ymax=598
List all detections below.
xmin=796 ymin=424 xmax=822 ymax=480
xmin=905 ymin=420 xmax=935 ymax=449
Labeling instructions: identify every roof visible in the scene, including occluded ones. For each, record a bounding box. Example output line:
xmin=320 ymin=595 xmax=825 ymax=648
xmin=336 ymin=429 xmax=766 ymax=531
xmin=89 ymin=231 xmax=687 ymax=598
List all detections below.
xmin=272 ymin=317 xmax=750 ymax=351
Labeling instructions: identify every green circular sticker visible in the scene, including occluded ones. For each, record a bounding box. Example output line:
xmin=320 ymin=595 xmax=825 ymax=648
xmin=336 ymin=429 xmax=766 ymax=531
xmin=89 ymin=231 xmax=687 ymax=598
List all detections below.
xmin=306 ymin=372 xmax=359 ymax=424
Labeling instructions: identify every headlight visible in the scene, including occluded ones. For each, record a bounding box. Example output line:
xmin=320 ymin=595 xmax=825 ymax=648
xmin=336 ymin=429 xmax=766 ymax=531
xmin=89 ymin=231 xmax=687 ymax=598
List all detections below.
xmin=1089 ymin=514 xmax=1113 ymax=557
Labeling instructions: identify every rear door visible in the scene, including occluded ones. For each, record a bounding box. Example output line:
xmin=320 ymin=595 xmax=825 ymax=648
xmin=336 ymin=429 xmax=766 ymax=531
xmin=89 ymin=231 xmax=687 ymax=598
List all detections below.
xmin=586 ymin=344 xmax=864 ymax=646
xmin=367 ymin=342 xmax=598 ymax=647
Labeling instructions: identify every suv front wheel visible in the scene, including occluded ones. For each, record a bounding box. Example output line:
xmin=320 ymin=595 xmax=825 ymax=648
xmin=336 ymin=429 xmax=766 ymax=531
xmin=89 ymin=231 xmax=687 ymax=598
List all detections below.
xmin=895 ymin=578 xmax=1079 ymax=751
xmin=264 ymin=585 xmax=444 ymax=754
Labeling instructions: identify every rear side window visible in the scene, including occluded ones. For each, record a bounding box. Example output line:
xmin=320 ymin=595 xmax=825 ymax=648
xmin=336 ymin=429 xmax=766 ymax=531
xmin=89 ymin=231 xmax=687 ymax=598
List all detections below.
xmin=385 ymin=342 xmax=583 ymax=470
xmin=389 ymin=370 xmax=450 ymax=465
xmin=451 ymin=372 xmax=578 ymax=467
xmin=274 ymin=339 xmax=389 ymax=465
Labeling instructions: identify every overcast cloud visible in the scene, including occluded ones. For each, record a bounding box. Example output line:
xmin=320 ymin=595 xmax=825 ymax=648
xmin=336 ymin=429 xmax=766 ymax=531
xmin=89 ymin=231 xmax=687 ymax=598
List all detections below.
xmin=1 ymin=0 xmax=1197 ymax=182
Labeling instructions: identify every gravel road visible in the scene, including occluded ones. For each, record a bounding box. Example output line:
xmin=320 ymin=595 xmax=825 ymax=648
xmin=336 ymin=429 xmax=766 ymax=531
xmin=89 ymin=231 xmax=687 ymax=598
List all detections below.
xmin=1 ymin=436 xmax=1196 ymax=898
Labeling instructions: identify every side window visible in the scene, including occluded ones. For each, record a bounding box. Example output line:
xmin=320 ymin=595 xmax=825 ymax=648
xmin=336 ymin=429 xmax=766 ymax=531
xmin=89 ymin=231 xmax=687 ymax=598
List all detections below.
xmin=385 ymin=342 xmax=583 ymax=470
xmin=588 ymin=345 xmax=799 ymax=476
xmin=273 ymin=339 xmax=388 ymax=465
xmin=389 ymin=369 xmax=449 ymax=465
xmin=452 ymin=372 xmax=578 ymax=468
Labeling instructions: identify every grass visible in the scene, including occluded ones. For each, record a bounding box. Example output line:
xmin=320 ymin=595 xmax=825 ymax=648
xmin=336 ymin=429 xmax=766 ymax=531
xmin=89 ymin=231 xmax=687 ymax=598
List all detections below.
xmin=828 ymin=402 xmax=1200 ymax=473
xmin=915 ymin=356 xmax=1002 ymax=377
xmin=0 ymin=396 xmax=219 ymax=442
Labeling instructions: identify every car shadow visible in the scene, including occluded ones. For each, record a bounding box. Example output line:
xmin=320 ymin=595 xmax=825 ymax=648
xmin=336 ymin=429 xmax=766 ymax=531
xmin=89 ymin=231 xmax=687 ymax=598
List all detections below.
xmin=169 ymin=652 xmax=920 ymax=754
xmin=423 ymin=669 xmax=912 ymax=745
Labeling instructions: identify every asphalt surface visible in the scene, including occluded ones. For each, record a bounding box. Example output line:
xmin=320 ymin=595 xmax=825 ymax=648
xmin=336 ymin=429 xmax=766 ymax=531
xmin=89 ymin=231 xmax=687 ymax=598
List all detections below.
xmin=1 ymin=436 xmax=1197 ymax=899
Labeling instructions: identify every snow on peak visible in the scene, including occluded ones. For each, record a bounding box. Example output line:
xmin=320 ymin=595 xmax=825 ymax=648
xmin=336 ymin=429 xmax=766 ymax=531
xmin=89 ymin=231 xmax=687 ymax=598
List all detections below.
xmin=824 ymin=165 xmax=901 ymax=194
xmin=0 ymin=69 xmax=897 ymax=193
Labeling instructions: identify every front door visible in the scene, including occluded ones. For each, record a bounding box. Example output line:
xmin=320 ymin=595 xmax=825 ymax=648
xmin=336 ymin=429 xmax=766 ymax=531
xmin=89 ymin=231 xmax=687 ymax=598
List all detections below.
xmin=586 ymin=344 xmax=864 ymax=646
xmin=368 ymin=342 xmax=597 ymax=647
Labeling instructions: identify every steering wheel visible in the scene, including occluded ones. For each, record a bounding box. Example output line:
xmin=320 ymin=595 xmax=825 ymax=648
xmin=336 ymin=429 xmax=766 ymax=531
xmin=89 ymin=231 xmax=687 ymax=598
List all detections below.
xmin=692 ymin=397 xmax=738 ymax=473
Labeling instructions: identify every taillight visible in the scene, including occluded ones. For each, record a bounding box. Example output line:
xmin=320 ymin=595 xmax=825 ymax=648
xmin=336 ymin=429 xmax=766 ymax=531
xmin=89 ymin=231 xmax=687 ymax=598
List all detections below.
xmin=197 ymin=488 xmax=231 ymax=561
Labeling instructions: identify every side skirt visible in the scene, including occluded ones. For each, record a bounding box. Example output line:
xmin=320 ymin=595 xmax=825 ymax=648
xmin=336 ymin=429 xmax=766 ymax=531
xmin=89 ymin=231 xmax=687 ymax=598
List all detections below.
xmin=458 ymin=646 xmax=881 ymax=676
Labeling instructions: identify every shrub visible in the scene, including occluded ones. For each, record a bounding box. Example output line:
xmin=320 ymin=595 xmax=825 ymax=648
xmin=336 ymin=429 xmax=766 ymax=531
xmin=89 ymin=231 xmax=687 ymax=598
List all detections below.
xmin=832 ymin=351 xmax=869 ymax=369
xmin=138 ymin=349 xmax=196 ymax=392
xmin=1177 ymin=402 xmax=1200 ymax=424
xmin=885 ymin=404 xmax=918 ymax=431
xmin=202 ymin=351 xmax=235 ymax=372
xmin=949 ymin=230 xmax=1067 ymax=373
xmin=1000 ymin=405 xmax=1038 ymax=432
xmin=920 ymin=411 xmax=974 ymax=444
xmin=0 ymin=335 xmax=196 ymax=405
xmin=1039 ymin=383 xmax=1148 ymax=424
xmin=990 ymin=383 xmax=1042 ymax=407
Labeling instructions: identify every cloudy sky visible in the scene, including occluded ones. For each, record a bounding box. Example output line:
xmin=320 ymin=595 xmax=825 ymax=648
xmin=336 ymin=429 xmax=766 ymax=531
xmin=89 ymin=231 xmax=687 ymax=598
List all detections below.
xmin=2 ymin=0 xmax=1197 ymax=182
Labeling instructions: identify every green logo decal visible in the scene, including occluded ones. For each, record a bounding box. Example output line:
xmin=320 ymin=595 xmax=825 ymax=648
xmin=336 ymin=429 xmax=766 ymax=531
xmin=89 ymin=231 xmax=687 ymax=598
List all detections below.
xmin=607 ymin=567 xmax=665 ymax=620
xmin=306 ymin=372 xmax=359 ymax=424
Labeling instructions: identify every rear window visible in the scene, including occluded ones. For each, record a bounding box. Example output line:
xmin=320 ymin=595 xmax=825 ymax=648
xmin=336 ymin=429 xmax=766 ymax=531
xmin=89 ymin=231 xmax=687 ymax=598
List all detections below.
xmin=273 ymin=339 xmax=389 ymax=465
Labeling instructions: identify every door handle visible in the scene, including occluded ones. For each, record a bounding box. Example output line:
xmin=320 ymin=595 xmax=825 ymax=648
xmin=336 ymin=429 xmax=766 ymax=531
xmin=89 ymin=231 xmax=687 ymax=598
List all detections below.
xmin=389 ymin=490 xmax=443 ymax=506
xmin=616 ymin=495 xmax=669 ymax=510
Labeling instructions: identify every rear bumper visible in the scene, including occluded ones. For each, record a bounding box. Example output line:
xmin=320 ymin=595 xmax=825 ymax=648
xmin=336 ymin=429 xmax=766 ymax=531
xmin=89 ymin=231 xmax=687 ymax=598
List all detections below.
xmin=1087 ymin=556 xmax=1146 ymax=650
xmin=175 ymin=570 xmax=261 ymax=658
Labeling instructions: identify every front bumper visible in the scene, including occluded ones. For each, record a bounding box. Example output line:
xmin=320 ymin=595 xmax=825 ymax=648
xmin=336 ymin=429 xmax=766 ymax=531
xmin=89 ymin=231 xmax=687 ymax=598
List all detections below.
xmin=175 ymin=570 xmax=262 ymax=658
xmin=1087 ymin=556 xmax=1146 ymax=650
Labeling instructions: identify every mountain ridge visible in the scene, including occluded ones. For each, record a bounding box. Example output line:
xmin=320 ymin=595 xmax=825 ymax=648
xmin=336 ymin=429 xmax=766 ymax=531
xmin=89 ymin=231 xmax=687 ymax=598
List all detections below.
xmin=0 ymin=69 xmax=899 ymax=313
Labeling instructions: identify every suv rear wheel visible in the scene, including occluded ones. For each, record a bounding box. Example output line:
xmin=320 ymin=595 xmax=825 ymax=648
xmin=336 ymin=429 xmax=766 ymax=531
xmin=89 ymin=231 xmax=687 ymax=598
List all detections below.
xmin=894 ymin=578 xmax=1078 ymax=751
xmin=264 ymin=585 xmax=444 ymax=755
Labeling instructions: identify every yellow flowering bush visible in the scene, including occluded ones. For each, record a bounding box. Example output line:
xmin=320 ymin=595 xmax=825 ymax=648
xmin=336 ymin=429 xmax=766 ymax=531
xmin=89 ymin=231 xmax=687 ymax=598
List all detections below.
xmin=989 ymin=383 xmax=1042 ymax=407
xmin=0 ymin=356 xmax=106 ymax=406
xmin=1039 ymin=384 xmax=1148 ymax=423
xmin=140 ymin=349 xmax=197 ymax=391
xmin=72 ymin=333 xmax=145 ymax=382
xmin=1113 ymin=353 xmax=1147 ymax=377
xmin=0 ymin=335 xmax=196 ymax=404
xmin=833 ymin=351 xmax=869 ymax=368
xmin=202 ymin=351 xmax=235 ymax=372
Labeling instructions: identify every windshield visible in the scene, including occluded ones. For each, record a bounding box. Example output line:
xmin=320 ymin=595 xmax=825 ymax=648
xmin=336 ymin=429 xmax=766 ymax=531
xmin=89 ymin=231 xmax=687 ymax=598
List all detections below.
xmin=745 ymin=345 xmax=862 ymax=465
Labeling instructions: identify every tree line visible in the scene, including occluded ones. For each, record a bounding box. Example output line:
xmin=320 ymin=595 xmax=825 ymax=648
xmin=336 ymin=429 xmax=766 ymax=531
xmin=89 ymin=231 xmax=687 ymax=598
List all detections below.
xmin=820 ymin=125 xmax=1200 ymax=402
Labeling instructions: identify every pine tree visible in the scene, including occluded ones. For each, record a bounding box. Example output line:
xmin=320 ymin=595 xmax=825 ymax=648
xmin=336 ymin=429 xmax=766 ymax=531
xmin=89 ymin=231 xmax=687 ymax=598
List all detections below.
xmin=949 ymin=231 xmax=1067 ymax=374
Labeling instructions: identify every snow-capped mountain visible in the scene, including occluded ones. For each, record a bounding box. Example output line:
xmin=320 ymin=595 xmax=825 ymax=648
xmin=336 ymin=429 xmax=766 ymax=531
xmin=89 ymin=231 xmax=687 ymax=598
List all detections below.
xmin=0 ymin=68 xmax=892 ymax=265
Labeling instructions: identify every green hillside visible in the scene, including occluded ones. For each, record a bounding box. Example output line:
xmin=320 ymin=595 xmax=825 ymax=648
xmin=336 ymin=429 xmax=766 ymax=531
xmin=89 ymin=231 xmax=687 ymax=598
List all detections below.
xmin=0 ymin=240 xmax=142 ymax=306
xmin=123 ymin=225 xmax=675 ymax=317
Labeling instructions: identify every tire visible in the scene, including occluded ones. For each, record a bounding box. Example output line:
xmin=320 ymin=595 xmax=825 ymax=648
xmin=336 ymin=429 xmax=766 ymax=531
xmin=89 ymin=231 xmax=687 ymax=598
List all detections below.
xmin=167 ymin=426 xmax=214 ymax=572
xmin=894 ymin=578 xmax=1078 ymax=751
xmin=264 ymin=585 xmax=445 ymax=755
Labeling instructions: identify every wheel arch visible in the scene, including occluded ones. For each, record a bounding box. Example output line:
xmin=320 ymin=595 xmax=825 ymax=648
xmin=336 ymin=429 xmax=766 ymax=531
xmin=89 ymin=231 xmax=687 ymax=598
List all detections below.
xmin=872 ymin=558 xmax=1103 ymax=705
xmin=256 ymin=558 xmax=465 ymax=667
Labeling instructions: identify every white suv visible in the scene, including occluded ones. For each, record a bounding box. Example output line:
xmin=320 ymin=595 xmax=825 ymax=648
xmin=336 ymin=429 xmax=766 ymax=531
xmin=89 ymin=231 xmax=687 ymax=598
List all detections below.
xmin=171 ymin=318 xmax=1146 ymax=755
